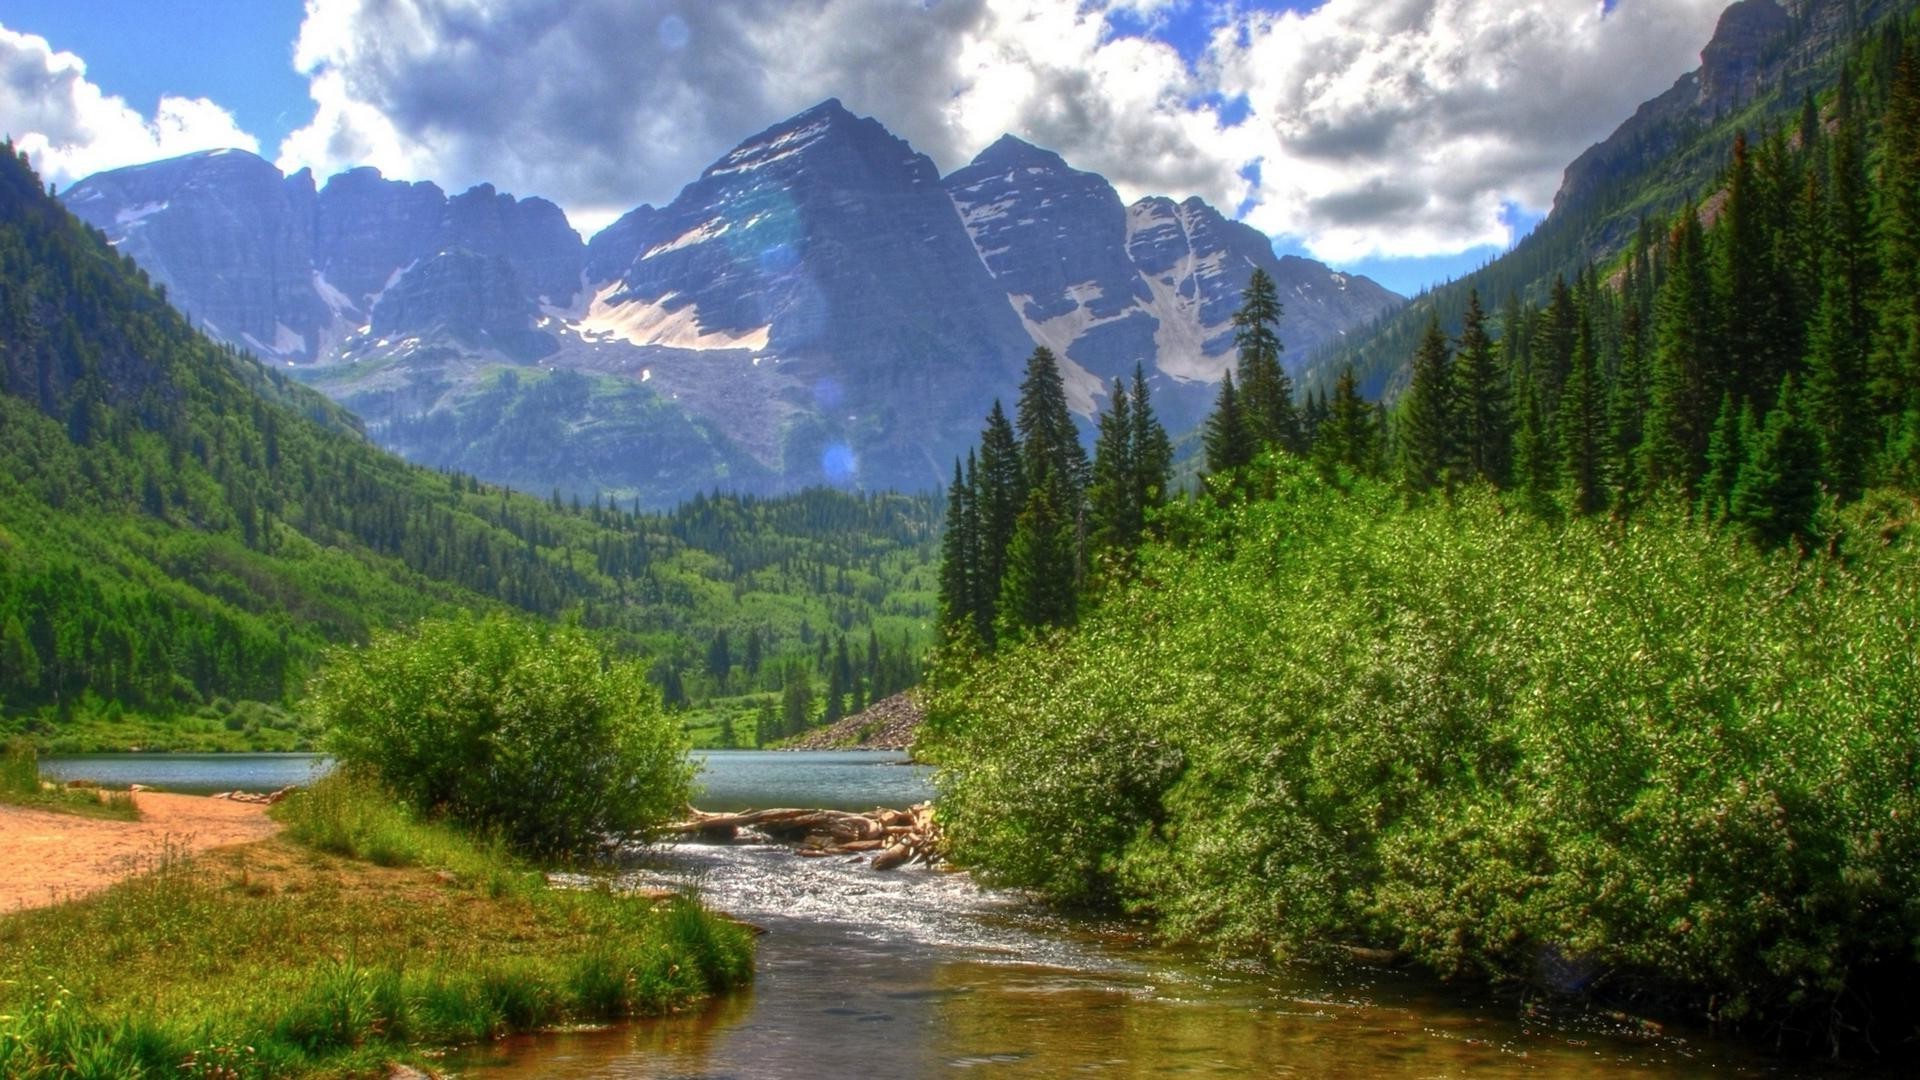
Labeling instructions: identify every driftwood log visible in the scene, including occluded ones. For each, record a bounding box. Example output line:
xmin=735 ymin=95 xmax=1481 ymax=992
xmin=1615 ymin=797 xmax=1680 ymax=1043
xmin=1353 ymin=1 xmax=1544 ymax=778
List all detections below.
xmin=666 ymin=802 xmax=943 ymax=870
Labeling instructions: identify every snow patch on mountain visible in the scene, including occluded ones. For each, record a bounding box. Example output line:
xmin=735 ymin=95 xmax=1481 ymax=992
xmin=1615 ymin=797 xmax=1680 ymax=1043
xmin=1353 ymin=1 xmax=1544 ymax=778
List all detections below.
xmin=115 ymin=201 xmax=167 ymax=227
xmin=644 ymin=218 xmax=731 ymax=259
xmin=578 ymin=284 xmax=771 ymax=352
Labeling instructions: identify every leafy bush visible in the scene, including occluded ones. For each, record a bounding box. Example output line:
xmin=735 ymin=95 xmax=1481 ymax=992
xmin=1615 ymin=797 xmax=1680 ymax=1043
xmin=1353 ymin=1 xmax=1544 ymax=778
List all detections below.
xmin=927 ymin=458 xmax=1920 ymax=1048
xmin=308 ymin=614 xmax=693 ymax=855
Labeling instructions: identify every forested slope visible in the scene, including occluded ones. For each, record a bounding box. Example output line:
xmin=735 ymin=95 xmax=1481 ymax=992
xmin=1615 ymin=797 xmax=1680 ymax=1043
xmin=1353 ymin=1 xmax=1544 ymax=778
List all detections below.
xmin=1308 ymin=0 xmax=1913 ymax=401
xmin=0 ymin=146 xmax=935 ymax=749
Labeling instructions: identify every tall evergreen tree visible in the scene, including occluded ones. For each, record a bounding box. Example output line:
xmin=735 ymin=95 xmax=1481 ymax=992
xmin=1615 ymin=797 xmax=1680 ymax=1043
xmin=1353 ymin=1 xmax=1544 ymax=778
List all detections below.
xmin=1514 ymin=376 xmax=1559 ymax=516
xmin=1088 ymin=378 xmax=1138 ymax=559
xmin=1203 ymin=370 xmax=1255 ymax=487
xmin=1608 ymin=298 xmax=1652 ymax=510
xmin=1399 ymin=313 xmax=1458 ymax=492
xmin=1537 ymin=275 xmax=1579 ymax=411
xmin=1717 ymin=131 xmax=1789 ymax=405
xmin=1129 ymin=363 xmax=1175 ymax=527
xmin=1731 ymin=379 xmax=1825 ymax=550
xmin=1453 ymin=289 xmax=1511 ymax=486
xmin=781 ymin=664 xmax=814 ymax=737
xmin=973 ymin=401 xmax=1023 ymax=644
xmin=1232 ymin=268 xmax=1300 ymax=452
xmin=1700 ymin=394 xmax=1750 ymax=522
xmin=1558 ymin=306 xmax=1608 ymax=515
xmin=1806 ymin=73 xmax=1879 ymax=503
xmin=1647 ymin=206 xmax=1721 ymax=495
xmin=996 ymin=484 xmax=1078 ymax=641
xmin=1875 ymin=52 xmax=1920 ymax=475
xmin=1015 ymin=347 xmax=1090 ymax=504
xmin=937 ymin=457 xmax=978 ymax=639
xmin=1315 ymin=366 xmax=1378 ymax=476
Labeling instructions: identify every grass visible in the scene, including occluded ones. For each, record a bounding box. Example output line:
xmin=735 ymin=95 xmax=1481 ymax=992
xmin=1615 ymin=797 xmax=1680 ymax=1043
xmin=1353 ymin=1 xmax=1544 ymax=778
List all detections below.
xmin=0 ymin=738 xmax=138 ymax=821
xmin=0 ymin=770 xmax=755 ymax=1077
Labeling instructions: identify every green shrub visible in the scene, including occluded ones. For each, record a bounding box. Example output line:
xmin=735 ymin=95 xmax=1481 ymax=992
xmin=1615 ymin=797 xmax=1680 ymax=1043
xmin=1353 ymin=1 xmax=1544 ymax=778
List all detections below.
xmin=307 ymin=614 xmax=693 ymax=856
xmin=928 ymin=458 xmax=1920 ymax=1045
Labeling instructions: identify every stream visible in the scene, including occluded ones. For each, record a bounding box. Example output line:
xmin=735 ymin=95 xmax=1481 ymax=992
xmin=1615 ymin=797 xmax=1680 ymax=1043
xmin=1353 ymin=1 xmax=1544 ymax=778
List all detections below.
xmin=38 ymin=751 xmax=1808 ymax=1076
xmin=450 ymin=753 xmax=1795 ymax=1079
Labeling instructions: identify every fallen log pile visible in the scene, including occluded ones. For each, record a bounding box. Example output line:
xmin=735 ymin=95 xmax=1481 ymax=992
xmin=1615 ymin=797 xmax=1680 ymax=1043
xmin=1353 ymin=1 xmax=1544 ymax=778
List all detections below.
xmin=666 ymin=802 xmax=943 ymax=870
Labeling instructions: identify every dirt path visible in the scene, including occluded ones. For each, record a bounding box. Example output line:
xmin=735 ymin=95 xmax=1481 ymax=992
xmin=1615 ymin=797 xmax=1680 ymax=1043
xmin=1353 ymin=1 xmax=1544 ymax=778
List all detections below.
xmin=0 ymin=792 xmax=281 ymax=912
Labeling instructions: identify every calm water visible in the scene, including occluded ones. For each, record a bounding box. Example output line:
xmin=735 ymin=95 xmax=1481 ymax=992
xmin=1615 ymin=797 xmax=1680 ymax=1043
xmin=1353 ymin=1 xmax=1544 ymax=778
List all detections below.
xmin=39 ymin=752 xmax=332 ymax=794
xmin=686 ymin=750 xmax=931 ymax=811
xmin=36 ymin=750 xmax=929 ymax=808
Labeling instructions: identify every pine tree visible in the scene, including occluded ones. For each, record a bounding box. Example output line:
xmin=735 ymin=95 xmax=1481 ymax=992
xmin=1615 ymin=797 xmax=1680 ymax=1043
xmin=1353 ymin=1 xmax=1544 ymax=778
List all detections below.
xmin=1129 ymin=363 xmax=1174 ymax=529
xmin=996 ymin=483 xmax=1078 ymax=641
xmin=1399 ymin=313 xmax=1457 ymax=492
xmin=1558 ymin=306 xmax=1608 ymax=515
xmin=1203 ymin=370 xmax=1255 ymax=488
xmin=781 ymin=664 xmax=814 ymax=737
xmin=754 ymin=700 xmax=777 ymax=748
xmin=1731 ymin=379 xmax=1825 ymax=550
xmin=1647 ymin=206 xmax=1721 ymax=495
xmin=1232 ymin=267 xmax=1300 ymax=452
xmin=1700 ymin=394 xmax=1749 ymax=522
xmin=1314 ymin=366 xmax=1377 ymax=477
xmin=1453 ymin=289 xmax=1511 ymax=486
xmin=1875 ymin=52 xmax=1920 ymax=474
xmin=1607 ymin=298 xmax=1652 ymax=510
xmin=1806 ymin=74 xmax=1879 ymax=503
xmin=1717 ymin=131 xmax=1789 ymax=406
xmin=1088 ymin=378 xmax=1138 ymax=559
xmin=973 ymin=402 xmax=1023 ymax=644
xmin=937 ymin=457 xmax=977 ymax=639
xmin=705 ymin=628 xmax=732 ymax=690
xmin=1537 ymin=275 xmax=1579 ymax=411
xmin=1015 ymin=347 xmax=1090 ymax=505
xmin=1514 ymin=376 xmax=1558 ymax=516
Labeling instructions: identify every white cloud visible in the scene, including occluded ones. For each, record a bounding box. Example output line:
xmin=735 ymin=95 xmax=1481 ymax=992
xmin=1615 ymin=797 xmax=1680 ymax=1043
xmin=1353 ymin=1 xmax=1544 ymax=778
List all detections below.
xmin=0 ymin=23 xmax=259 ymax=190
xmin=1214 ymin=0 xmax=1728 ymax=260
xmin=4 ymin=1 xmax=1733 ymax=265
xmin=273 ymin=0 xmax=1247 ymax=230
xmin=273 ymin=0 xmax=1729 ymax=260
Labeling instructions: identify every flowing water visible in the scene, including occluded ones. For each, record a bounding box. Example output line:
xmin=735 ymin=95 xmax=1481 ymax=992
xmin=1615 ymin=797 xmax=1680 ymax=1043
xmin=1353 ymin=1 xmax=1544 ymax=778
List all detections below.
xmin=446 ymin=757 xmax=1800 ymax=1079
xmin=35 ymin=752 xmax=1809 ymax=1076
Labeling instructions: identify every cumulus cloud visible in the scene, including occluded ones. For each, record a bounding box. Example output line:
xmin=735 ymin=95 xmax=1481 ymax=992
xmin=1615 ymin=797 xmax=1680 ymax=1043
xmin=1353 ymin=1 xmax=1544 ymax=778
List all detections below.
xmin=275 ymin=0 xmax=1247 ymax=234
xmin=0 ymin=23 xmax=258 ymax=191
xmin=274 ymin=0 xmax=1730 ymax=260
xmin=1215 ymin=0 xmax=1729 ymax=259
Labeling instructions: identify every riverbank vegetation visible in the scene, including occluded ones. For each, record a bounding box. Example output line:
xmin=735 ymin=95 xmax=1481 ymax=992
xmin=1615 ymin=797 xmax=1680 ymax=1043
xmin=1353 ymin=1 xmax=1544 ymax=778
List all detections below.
xmin=311 ymin=613 xmax=692 ymax=856
xmin=927 ymin=459 xmax=1919 ymax=1053
xmin=0 ymin=737 xmax=137 ymax=820
xmin=0 ymin=770 xmax=754 ymax=1077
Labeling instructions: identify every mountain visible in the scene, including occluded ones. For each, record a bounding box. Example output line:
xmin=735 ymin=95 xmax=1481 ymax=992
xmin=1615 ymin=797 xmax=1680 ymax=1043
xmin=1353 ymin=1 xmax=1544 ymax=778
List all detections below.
xmin=1306 ymin=0 xmax=1909 ymax=401
xmin=62 ymin=102 xmax=1397 ymax=504
xmin=0 ymin=142 xmax=938 ymax=748
xmin=943 ymin=134 xmax=1398 ymax=433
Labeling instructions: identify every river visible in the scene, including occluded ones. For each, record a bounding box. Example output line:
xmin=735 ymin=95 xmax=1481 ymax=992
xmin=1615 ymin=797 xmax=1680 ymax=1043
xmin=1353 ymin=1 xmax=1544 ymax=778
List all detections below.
xmin=41 ymin=751 xmax=1802 ymax=1076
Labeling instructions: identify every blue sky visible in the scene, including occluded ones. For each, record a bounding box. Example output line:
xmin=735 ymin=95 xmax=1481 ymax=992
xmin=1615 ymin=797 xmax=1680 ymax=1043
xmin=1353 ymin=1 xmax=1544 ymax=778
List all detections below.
xmin=0 ymin=1 xmax=1725 ymax=298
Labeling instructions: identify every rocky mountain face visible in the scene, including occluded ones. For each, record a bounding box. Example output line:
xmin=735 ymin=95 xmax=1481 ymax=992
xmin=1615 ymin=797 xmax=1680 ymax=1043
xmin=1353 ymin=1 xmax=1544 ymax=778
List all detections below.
xmin=1553 ymin=0 xmax=1900 ymax=224
xmin=945 ymin=137 xmax=1398 ymax=432
xmin=64 ymin=102 xmax=1399 ymax=504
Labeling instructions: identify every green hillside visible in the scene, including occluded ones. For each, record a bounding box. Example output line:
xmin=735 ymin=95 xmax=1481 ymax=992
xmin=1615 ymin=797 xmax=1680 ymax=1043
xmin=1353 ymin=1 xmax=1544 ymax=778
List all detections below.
xmin=0 ymin=145 xmax=935 ymax=751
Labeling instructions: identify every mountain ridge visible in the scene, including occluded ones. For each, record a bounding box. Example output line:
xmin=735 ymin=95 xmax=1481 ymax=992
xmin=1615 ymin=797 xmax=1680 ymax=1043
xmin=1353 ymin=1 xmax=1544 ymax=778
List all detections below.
xmin=61 ymin=104 xmax=1398 ymax=504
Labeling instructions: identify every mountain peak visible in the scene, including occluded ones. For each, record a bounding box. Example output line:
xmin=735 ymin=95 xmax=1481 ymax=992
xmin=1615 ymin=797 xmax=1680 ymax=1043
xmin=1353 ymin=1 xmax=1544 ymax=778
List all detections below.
xmin=968 ymin=133 xmax=1067 ymax=172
